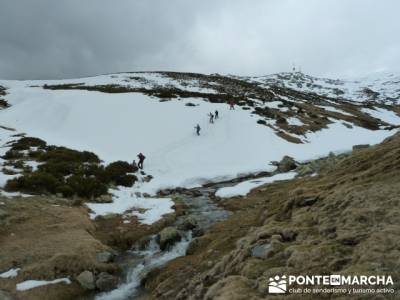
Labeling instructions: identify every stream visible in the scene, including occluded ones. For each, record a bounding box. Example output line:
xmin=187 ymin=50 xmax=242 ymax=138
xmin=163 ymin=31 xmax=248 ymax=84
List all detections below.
xmin=94 ymin=172 xmax=272 ymax=300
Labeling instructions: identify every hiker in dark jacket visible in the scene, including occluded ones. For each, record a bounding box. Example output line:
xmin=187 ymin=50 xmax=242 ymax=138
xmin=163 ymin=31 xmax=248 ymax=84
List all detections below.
xmin=215 ymin=110 xmax=219 ymax=119
xmin=137 ymin=152 xmax=146 ymax=169
xmin=229 ymin=101 xmax=235 ymax=110
xmin=195 ymin=124 xmax=201 ymax=136
xmin=209 ymin=112 xmax=214 ymax=123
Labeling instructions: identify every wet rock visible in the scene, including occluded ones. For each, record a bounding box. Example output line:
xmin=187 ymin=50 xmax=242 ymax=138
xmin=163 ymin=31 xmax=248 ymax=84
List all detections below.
xmin=76 ymin=270 xmax=95 ymax=290
xmin=353 ymin=144 xmax=370 ymax=151
xmin=136 ymin=235 xmax=153 ymax=250
xmin=186 ymin=238 xmax=200 ymax=255
xmin=96 ymin=251 xmax=115 ymax=263
xmin=95 ymin=272 xmax=119 ymax=291
xmin=179 ymin=216 xmax=198 ymax=231
xmin=158 ymin=227 xmax=182 ymax=250
xmin=277 ymin=156 xmax=297 ymax=172
xmin=192 ymin=227 xmax=204 ymax=238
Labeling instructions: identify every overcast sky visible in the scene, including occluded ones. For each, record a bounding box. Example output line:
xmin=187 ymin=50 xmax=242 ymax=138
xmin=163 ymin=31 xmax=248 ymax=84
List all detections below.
xmin=0 ymin=0 xmax=399 ymax=80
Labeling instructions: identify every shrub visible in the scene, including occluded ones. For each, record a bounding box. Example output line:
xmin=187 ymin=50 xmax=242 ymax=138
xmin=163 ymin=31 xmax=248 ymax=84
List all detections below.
xmin=10 ymin=137 xmax=47 ymax=151
xmin=39 ymin=147 xmax=100 ymax=163
xmin=66 ymin=175 xmax=108 ymax=199
xmin=5 ymin=172 xmax=60 ymax=194
xmin=115 ymin=174 xmax=137 ymax=187
xmin=3 ymin=150 xmax=24 ymax=160
xmin=0 ymin=99 xmax=9 ymax=108
xmin=104 ymin=161 xmax=138 ymax=186
xmin=38 ymin=161 xmax=79 ymax=176
xmin=56 ymin=185 xmax=74 ymax=198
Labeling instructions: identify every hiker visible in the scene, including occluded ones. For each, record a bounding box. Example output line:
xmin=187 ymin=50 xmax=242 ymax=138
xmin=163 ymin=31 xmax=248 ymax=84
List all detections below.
xmin=215 ymin=110 xmax=219 ymax=119
xmin=209 ymin=112 xmax=214 ymax=123
xmin=229 ymin=101 xmax=235 ymax=110
xmin=194 ymin=124 xmax=201 ymax=136
xmin=137 ymin=152 xmax=146 ymax=169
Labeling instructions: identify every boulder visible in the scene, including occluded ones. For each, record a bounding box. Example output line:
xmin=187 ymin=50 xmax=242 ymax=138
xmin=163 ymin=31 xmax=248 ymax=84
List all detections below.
xmin=251 ymin=243 xmax=272 ymax=258
xmin=96 ymin=251 xmax=115 ymax=263
xmin=277 ymin=156 xmax=297 ymax=172
xmin=158 ymin=227 xmax=181 ymax=250
xmin=192 ymin=227 xmax=204 ymax=238
xmin=95 ymin=272 xmax=118 ymax=291
xmin=251 ymin=240 xmax=283 ymax=259
xmin=179 ymin=216 xmax=198 ymax=231
xmin=135 ymin=236 xmax=153 ymax=250
xmin=296 ymin=165 xmax=314 ymax=177
xmin=76 ymin=270 xmax=95 ymax=290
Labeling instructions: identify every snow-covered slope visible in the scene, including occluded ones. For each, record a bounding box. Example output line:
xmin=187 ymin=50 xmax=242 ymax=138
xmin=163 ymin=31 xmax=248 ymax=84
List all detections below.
xmin=0 ymin=71 xmax=399 ymax=220
xmin=247 ymin=71 xmax=400 ymax=104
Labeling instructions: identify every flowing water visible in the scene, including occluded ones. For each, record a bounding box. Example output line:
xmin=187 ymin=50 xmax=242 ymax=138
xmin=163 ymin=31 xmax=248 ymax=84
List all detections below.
xmin=94 ymin=182 xmax=234 ymax=300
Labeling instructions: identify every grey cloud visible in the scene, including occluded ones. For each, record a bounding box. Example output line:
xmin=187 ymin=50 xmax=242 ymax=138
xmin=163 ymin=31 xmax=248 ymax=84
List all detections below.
xmin=0 ymin=0 xmax=399 ymax=79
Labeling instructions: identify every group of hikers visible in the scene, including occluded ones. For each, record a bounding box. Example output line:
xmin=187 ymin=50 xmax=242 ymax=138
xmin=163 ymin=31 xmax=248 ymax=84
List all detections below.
xmin=194 ymin=101 xmax=235 ymax=136
xmin=136 ymin=101 xmax=236 ymax=170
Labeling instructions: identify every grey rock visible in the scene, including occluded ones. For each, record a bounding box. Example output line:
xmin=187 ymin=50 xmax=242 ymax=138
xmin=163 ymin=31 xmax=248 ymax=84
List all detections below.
xmin=158 ymin=227 xmax=181 ymax=250
xmin=95 ymin=272 xmax=118 ymax=291
xmin=101 ymin=213 xmax=118 ymax=220
xmin=76 ymin=270 xmax=95 ymax=290
xmin=277 ymin=156 xmax=297 ymax=172
xmin=252 ymin=240 xmax=283 ymax=259
xmin=96 ymin=251 xmax=115 ymax=263
xmin=251 ymin=243 xmax=273 ymax=258
xmin=192 ymin=227 xmax=204 ymax=238
xmin=97 ymin=194 xmax=113 ymax=203
xmin=296 ymin=165 xmax=314 ymax=177
xmin=295 ymin=196 xmax=319 ymax=207
xmin=179 ymin=216 xmax=198 ymax=231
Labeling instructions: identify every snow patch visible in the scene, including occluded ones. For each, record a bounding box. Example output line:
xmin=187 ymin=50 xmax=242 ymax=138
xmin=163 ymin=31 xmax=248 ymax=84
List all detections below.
xmin=16 ymin=278 xmax=71 ymax=291
xmin=86 ymin=187 xmax=174 ymax=225
xmin=0 ymin=268 xmax=20 ymax=279
xmin=216 ymin=172 xmax=296 ymax=198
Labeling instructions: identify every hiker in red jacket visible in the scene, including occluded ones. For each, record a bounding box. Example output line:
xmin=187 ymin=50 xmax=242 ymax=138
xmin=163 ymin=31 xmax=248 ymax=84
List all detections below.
xmin=137 ymin=152 xmax=146 ymax=169
xmin=229 ymin=101 xmax=235 ymax=110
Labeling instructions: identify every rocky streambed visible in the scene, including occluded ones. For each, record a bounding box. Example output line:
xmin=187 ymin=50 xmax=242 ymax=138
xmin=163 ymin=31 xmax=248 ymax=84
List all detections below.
xmin=91 ymin=170 xmax=292 ymax=300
